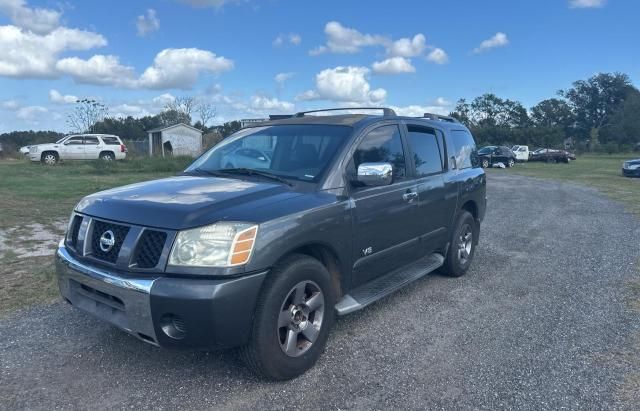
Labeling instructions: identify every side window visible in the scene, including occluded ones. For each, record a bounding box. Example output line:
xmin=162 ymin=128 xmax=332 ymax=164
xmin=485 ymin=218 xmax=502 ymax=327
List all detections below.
xmin=84 ymin=137 xmax=99 ymax=145
xmin=353 ymin=125 xmax=406 ymax=181
xmin=65 ymin=137 xmax=83 ymax=145
xmin=101 ymin=137 xmax=120 ymax=145
xmin=406 ymin=126 xmax=443 ymax=176
xmin=451 ymin=130 xmax=477 ymax=169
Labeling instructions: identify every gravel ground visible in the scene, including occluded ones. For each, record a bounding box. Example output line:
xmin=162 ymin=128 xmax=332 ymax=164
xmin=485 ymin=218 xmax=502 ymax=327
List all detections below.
xmin=2 ymin=173 xmax=639 ymax=410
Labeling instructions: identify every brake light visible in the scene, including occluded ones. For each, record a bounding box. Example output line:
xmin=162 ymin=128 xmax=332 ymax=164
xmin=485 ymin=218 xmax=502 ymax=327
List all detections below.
xmin=120 ymin=144 xmax=127 ymax=153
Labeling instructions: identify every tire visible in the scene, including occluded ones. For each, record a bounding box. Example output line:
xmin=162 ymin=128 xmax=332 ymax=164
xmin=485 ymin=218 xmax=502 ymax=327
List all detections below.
xmin=546 ymin=157 xmax=557 ymax=164
xmin=440 ymin=211 xmax=478 ymax=277
xmin=481 ymin=158 xmax=490 ymax=168
xmin=41 ymin=152 xmax=58 ymax=165
xmin=100 ymin=152 xmax=115 ymax=161
xmin=507 ymin=158 xmax=515 ymax=168
xmin=240 ymin=254 xmax=336 ymax=380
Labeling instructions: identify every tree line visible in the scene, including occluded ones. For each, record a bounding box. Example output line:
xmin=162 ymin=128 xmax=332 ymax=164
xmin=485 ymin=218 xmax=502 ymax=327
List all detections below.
xmin=450 ymin=72 xmax=640 ymax=152
xmin=1 ymin=72 xmax=638 ymax=155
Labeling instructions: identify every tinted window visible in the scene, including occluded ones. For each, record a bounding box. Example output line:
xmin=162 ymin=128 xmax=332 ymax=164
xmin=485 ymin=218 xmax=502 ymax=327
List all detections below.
xmin=84 ymin=137 xmax=99 ymax=145
xmin=65 ymin=137 xmax=83 ymax=145
xmin=451 ymin=130 xmax=477 ymax=169
xmin=353 ymin=125 xmax=406 ymax=180
xmin=101 ymin=137 xmax=120 ymax=145
xmin=407 ymin=126 xmax=443 ymax=176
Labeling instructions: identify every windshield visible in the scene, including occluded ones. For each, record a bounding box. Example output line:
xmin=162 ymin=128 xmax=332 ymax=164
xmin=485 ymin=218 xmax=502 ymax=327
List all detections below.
xmin=187 ymin=124 xmax=351 ymax=182
xmin=55 ymin=136 xmax=69 ymax=144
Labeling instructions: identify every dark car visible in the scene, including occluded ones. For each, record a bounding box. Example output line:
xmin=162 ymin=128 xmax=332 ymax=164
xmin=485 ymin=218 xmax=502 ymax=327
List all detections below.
xmin=55 ymin=108 xmax=486 ymax=380
xmin=529 ymin=148 xmax=573 ymax=163
xmin=622 ymin=159 xmax=640 ymax=177
xmin=477 ymin=145 xmax=516 ymax=168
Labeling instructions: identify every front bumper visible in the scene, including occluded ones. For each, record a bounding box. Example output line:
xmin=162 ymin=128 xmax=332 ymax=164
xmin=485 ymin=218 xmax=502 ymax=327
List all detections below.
xmin=56 ymin=243 xmax=267 ymax=349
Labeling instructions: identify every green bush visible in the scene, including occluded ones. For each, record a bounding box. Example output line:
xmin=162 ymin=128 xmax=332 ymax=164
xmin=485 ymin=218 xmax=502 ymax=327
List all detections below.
xmin=86 ymin=156 xmax=193 ymax=175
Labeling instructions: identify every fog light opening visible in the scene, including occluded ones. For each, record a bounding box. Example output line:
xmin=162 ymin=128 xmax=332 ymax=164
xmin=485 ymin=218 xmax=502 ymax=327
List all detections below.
xmin=160 ymin=314 xmax=187 ymax=340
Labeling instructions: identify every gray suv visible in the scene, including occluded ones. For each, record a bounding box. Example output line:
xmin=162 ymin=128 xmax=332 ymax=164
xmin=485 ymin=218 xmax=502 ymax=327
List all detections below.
xmin=56 ymin=108 xmax=486 ymax=380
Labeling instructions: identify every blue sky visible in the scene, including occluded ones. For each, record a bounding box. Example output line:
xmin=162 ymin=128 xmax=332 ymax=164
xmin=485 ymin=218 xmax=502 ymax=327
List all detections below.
xmin=0 ymin=0 xmax=638 ymax=132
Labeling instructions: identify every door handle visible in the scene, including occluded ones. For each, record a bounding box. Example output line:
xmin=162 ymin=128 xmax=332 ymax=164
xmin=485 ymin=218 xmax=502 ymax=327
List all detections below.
xmin=402 ymin=192 xmax=418 ymax=202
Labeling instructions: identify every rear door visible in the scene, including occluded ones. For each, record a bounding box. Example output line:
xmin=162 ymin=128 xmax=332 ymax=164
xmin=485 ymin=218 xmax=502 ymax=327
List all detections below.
xmin=403 ymin=123 xmax=457 ymax=253
xmin=60 ymin=136 xmax=84 ymax=160
xmin=349 ymin=124 xmax=421 ymax=287
xmin=83 ymin=136 xmax=101 ymax=159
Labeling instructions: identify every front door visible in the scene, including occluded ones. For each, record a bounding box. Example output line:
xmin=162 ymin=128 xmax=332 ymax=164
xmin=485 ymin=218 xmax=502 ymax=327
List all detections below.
xmin=60 ymin=136 xmax=85 ymax=160
xmin=350 ymin=124 xmax=421 ymax=287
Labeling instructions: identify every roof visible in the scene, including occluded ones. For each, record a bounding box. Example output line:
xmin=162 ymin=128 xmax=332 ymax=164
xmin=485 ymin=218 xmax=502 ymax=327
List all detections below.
xmin=250 ymin=114 xmax=469 ymax=131
xmin=147 ymin=123 xmax=203 ymax=134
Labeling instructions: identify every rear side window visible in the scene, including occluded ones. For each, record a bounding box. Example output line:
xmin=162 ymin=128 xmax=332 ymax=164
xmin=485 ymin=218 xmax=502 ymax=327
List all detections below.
xmin=406 ymin=126 xmax=443 ymax=176
xmin=101 ymin=137 xmax=120 ymax=145
xmin=451 ymin=130 xmax=477 ymax=169
xmin=353 ymin=125 xmax=406 ymax=180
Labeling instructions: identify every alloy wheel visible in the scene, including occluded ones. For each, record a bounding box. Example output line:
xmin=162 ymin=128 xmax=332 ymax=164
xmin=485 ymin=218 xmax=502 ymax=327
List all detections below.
xmin=277 ymin=280 xmax=325 ymax=357
xmin=457 ymin=223 xmax=473 ymax=265
xmin=43 ymin=154 xmax=56 ymax=165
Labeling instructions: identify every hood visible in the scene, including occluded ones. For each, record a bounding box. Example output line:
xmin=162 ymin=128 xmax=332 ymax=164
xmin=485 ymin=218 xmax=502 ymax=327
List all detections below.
xmin=76 ymin=175 xmax=304 ymax=230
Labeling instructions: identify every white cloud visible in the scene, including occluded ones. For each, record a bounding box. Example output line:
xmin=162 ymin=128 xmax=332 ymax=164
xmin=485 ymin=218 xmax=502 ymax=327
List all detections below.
xmin=49 ymin=89 xmax=77 ymax=104
xmin=0 ymin=0 xmax=61 ymax=34
xmin=0 ymin=25 xmax=107 ymax=78
xmin=310 ymin=21 xmax=389 ymax=55
xmin=138 ymin=48 xmax=233 ymax=89
xmin=56 ymin=55 xmax=137 ymax=87
xmin=569 ymin=0 xmax=605 ymax=8
xmin=297 ymin=66 xmax=387 ymax=104
xmin=152 ymin=93 xmax=176 ymax=105
xmin=111 ymin=103 xmax=150 ymax=118
xmin=136 ymin=9 xmax=160 ymax=37
xmin=273 ymin=33 xmax=302 ymax=47
xmin=390 ymin=97 xmax=452 ymax=117
xmin=249 ymin=96 xmax=294 ymax=112
xmin=426 ymin=48 xmax=449 ymax=64
xmin=274 ymin=72 xmax=295 ymax=84
xmin=16 ymin=105 xmax=47 ymax=119
xmin=57 ymin=48 xmax=233 ymax=89
xmin=388 ymin=34 xmax=426 ymax=57
xmin=371 ymin=57 xmax=415 ymax=75
xmin=433 ymin=97 xmax=451 ymax=106
xmin=473 ymin=32 xmax=509 ymax=54
xmin=0 ymin=99 xmax=20 ymax=110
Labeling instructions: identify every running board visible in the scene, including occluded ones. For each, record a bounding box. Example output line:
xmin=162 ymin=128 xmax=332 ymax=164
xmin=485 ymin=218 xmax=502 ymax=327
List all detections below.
xmin=335 ymin=253 xmax=445 ymax=316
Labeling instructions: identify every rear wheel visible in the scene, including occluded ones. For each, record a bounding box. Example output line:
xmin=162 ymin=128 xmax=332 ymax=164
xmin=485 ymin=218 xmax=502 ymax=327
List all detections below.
xmin=100 ymin=152 xmax=115 ymax=161
xmin=481 ymin=158 xmax=490 ymax=168
xmin=41 ymin=152 xmax=58 ymax=165
xmin=546 ymin=157 xmax=557 ymax=164
xmin=440 ymin=211 xmax=478 ymax=277
xmin=507 ymin=158 xmax=515 ymax=168
xmin=240 ymin=254 xmax=336 ymax=380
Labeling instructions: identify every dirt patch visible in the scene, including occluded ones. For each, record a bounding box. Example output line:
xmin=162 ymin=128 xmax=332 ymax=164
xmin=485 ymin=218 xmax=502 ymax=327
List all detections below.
xmin=0 ymin=220 xmax=66 ymax=259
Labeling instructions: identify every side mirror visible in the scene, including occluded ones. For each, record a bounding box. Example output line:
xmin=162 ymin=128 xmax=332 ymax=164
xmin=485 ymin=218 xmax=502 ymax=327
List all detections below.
xmin=357 ymin=162 xmax=393 ymax=186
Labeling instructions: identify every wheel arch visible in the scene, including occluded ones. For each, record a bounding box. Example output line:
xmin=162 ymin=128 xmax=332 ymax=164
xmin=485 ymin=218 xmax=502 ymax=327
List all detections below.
xmin=99 ymin=150 xmax=115 ymax=158
xmin=271 ymin=242 xmax=345 ymax=298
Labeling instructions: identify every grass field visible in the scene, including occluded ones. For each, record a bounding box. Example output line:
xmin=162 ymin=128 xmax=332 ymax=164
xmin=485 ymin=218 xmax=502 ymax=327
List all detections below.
xmin=496 ymin=153 xmax=640 ymax=215
xmin=0 ymin=157 xmax=192 ymax=316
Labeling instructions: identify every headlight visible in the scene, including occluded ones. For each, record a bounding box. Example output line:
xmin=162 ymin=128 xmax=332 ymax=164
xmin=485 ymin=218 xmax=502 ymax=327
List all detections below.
xmin=168 ymin=222 xmax=258 ymax=267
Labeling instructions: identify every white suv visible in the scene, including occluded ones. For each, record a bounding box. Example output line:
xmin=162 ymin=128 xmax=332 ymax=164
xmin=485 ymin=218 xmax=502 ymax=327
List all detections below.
xmin=29 ymin=134 xmax=127 ymax=165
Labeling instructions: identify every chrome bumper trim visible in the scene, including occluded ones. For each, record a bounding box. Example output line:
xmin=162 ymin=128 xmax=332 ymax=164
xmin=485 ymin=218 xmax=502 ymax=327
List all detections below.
xmin=56 ymin=240 xmax=159 ymax=345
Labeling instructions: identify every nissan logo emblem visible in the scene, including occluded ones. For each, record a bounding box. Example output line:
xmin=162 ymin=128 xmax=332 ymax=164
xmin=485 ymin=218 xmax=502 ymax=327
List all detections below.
xmin=99 ymin=230 xmax=116 ymax=252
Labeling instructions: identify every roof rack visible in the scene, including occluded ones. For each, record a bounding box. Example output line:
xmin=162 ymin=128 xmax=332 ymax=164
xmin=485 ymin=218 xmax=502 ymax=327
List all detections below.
xmin=423 ymin=113 xmax=459 ymax=123
xmin=294 ymin=107 xmax=397 ymax=118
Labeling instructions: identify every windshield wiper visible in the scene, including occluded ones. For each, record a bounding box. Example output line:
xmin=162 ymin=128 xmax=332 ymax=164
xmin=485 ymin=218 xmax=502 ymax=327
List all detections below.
xmin=216 ymin=168 xmax=293 ymax=186
xmin=183 ymin=167 xmax=226 ymax=177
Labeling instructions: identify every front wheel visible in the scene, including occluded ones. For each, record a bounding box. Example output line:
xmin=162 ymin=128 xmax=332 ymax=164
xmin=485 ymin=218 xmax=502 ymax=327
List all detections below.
xmin=507 ymin=158 xmax=515 ymax=168
xmin=481 ymin=159 xmax=490 ymax=168
xmin=240 ymin=254 xmax=336 ymax=380
xmin=440 ymin=211 xmax=478 ymax=277
xmin=41 ymin=152 xmax=58 ymax=165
